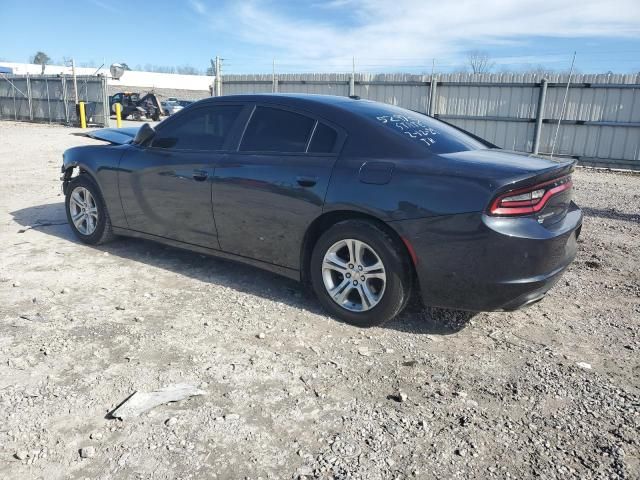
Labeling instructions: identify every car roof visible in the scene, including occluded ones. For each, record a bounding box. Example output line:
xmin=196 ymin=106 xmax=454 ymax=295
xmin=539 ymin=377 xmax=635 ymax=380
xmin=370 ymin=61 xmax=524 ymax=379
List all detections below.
xmin=200 ymin=93 xmax=373 ymax=123
xmin=206 ymin=93 xmax=358 ymax=105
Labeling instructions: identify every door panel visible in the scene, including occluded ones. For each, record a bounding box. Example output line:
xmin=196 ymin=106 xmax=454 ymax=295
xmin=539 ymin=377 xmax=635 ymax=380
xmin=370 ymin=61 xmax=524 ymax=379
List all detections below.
xmin=118 ymin=147 xmax=219 ymax=248
xmin=212 ymin=153 xmax=336 ymax=268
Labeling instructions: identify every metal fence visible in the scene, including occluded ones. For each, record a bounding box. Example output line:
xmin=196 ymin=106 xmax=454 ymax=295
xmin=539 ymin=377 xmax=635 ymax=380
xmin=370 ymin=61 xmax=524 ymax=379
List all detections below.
xmin=222 ymin=72 xmax=640 ymax=170
xmin=0 ymin=74 xmax=109 ymax=126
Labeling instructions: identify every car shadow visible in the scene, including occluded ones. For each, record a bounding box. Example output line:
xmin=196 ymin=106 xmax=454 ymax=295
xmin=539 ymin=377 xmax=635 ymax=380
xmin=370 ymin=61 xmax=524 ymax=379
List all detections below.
xmin=10 ymin=202 xmax=474 ymax=335
xmin=582 ymin=206 xmax=640 ymax=224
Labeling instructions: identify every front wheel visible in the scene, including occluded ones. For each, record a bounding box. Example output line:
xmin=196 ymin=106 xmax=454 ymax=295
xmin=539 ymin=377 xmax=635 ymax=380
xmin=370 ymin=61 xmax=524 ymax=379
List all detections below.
xmin=310 ymin=220 xmax=412 ymax=327
xmin=65 ymin=175 xmax=115 ymax=245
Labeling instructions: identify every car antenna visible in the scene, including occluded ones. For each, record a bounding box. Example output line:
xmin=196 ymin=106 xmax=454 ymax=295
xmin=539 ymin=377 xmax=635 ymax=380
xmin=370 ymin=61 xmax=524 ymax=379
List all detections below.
xmin=550 ymin=51 xmax=576 ymax=159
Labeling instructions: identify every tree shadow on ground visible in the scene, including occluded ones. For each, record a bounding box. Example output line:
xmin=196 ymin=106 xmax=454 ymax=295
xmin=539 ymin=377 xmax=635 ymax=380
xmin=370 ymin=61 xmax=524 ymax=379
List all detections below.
xmin=10 ymin=202 xmax=474 ymax=335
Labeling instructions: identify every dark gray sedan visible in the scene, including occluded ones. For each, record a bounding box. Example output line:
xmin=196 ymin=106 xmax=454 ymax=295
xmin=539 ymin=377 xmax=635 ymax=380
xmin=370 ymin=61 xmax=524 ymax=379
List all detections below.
xmin=61 ymin=94 xmax=582 ymax=326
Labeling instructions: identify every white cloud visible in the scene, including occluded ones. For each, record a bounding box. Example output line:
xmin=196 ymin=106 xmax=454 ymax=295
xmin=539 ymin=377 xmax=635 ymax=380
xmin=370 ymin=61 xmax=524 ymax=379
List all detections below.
xmin=89 ymin=0 xmax=118 ymax=14
xmin=189 ymin=0 xmax=206 ymax=15
xmin=190 ymin=0 xmax=640 ymax=70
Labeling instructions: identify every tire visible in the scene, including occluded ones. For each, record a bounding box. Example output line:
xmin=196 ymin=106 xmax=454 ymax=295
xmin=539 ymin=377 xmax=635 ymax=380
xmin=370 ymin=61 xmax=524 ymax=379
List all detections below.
xmin=65 ymin=175 xmax=116 ymax=245
xmin=310 ymin=220 xmax=412 ymax=327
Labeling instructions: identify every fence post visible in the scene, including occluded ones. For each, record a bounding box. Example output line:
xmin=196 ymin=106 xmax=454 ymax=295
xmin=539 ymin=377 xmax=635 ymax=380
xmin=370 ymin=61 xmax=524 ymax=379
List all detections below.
xmin=26 ymin=74 xmax=33 ymax=121
xmin=428 ymin=75 xmax=438 ymax=116
xmin=102 ymin=76 xmax=110 ymax=127
xmin=533 ymin=78 xmax=548 ymax=155
xmin=424 ymin=75 xmax=429 ymax=114
xmin=62 ymin=76 xmax=69 ymax=124
xmin=272 ymin=59 xmax=278 ymax=93
xmin=45 ymin=77 xmax=52 ymax=124
xmin=12 ymin=79 xmax=17 ymax=120
xmin=349 ymin=57 xmax=356 ymax=97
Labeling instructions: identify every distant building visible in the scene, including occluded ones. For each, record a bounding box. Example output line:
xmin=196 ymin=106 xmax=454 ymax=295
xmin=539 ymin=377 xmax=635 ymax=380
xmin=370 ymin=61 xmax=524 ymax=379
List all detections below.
xmin=0 ymin=62 xmax=213 ymax=91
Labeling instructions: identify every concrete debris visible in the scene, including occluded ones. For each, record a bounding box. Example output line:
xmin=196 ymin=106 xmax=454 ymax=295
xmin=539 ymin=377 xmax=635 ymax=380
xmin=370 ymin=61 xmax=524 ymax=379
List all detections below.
xmin=110 ymin=384 xmax=207 ymax=419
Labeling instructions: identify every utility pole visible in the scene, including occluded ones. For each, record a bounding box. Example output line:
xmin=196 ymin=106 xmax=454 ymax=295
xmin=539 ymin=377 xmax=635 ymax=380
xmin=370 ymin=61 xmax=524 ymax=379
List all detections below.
xmin=214 ymin=55 xmax=222 ymax=97
xmin=71 ymin=58 xmax=79 ymax=104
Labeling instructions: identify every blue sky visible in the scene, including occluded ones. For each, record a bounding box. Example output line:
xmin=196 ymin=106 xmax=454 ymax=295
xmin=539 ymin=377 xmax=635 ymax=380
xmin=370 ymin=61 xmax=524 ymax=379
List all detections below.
xmin=1 ymin=0 xmax=639 ymax=74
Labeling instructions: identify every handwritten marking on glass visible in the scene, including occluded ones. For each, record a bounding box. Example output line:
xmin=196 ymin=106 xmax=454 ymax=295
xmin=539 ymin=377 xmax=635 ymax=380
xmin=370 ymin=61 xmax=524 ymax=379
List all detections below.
xmin=376 ymin=115 xmax=439 ymax=145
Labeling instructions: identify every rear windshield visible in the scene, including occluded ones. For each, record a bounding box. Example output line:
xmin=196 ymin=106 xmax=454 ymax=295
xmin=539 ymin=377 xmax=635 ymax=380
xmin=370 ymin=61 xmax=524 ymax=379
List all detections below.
xmin=356 ymin=102 xmax=487 ymax=154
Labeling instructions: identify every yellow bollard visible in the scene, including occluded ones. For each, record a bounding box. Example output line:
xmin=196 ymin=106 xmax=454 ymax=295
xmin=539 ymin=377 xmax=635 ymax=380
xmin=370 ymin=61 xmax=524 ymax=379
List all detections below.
xmin=79 ymin=101 xmax=87 ymax=129
xmin=115 ymin=103 xmax=122 ymax=128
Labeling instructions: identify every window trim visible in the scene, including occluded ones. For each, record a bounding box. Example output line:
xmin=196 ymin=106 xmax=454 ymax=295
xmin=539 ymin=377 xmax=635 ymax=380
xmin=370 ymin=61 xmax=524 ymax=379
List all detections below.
xmin=305 ymin=121 xmax=319 ymax=153
xmin=234 ymin=102 xmax=346 ymax=157
xmin=146 ymin=103 xmax=248 ymax=153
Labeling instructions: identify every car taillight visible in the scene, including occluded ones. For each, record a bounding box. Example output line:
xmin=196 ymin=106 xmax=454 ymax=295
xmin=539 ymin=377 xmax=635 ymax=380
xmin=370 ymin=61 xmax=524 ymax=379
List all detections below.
xmin=489 ymin=175 xmax=572 ymax=216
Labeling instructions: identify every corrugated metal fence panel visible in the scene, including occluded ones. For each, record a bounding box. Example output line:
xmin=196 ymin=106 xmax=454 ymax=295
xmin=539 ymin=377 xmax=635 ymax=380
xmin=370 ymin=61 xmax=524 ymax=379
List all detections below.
xmin=0 ymin=75 xmax=15 ymax=119
xmin=222 ymin=74 xmax=272 ymax=95
xmin=356 ymin=74 xmax=429 ymax=112
xmin=279 ymin=73 xmax=350 ymax=96
xmin=224 ymin=72 xmax=640 ymax=167
xmin=536 ymin=73 xmax=640 ymax=162
xmin=0 ymin=74 xmax=108 ymax=125
xmin=3 ymin=72 xmax=639 ymax=167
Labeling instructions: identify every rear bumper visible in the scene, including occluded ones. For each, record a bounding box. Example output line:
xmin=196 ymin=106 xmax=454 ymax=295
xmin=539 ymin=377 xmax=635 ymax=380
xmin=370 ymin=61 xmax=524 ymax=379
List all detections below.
xmin=391 ymin=202 xmax=582 ymax=311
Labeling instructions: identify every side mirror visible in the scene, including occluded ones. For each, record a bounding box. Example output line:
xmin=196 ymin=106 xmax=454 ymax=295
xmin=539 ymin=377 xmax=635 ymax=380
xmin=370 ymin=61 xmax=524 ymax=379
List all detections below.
xmin=133 ymin=123 xmax=155 ymax=145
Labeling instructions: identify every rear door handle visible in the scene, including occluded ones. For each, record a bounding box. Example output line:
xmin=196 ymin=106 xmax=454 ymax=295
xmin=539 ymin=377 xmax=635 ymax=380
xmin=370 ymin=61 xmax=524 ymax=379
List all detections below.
xmin=296 ymin=176 xmax=317 ymax=187
xmin=192 ymin=169 xmax=208 ymax=181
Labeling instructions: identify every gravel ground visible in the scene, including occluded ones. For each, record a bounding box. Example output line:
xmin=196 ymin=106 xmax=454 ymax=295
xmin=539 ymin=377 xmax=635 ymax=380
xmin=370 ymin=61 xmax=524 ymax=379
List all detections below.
xmin=0 ymin=121 xmax=638 ymax=480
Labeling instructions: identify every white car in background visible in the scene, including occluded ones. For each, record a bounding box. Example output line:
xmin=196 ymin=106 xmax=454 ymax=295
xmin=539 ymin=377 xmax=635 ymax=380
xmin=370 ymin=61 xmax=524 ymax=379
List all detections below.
xmin=162 ymin=100 xmax=183 ymax=116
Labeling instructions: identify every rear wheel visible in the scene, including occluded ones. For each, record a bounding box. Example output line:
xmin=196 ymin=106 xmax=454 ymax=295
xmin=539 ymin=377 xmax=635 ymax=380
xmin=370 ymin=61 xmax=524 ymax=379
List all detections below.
xmin=65 ymin=175 xmax=115 ymax=245
xmin=310 ymin=220 xmax=412 ymax=327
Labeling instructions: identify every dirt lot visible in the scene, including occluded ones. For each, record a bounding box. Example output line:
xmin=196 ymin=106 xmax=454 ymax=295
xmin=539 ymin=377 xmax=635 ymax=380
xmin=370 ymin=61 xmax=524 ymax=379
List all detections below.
xmin=1 ymin=121 xmax=639 ymax=480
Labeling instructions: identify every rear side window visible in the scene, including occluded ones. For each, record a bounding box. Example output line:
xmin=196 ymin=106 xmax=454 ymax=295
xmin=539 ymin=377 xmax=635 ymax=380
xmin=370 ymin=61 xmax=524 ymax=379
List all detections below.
xmin=355 ymin=102 xmax=487 ymax=154
xmin=153 ymin=105 xmax=242 ymax=150
xmin=308 ymin=122 xmax=337 ymax=153
xmin=240 ymin=107 xmax=314 ymax=153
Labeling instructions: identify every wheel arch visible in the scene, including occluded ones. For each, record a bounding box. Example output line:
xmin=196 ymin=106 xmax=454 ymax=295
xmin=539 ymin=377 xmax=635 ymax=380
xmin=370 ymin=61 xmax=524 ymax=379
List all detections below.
xmin=300 ymin=209 xmax=417 ymax=286
xmin=61 ymin=162 xmax=102 ymax=196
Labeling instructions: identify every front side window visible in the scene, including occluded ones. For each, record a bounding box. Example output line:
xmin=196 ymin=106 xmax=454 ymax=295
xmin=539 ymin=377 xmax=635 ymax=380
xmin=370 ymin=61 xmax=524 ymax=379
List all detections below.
xmin=240 ymin=106 xmax=315 ymax=153
xmin=152 ymin=105 xmax=242 ymax=150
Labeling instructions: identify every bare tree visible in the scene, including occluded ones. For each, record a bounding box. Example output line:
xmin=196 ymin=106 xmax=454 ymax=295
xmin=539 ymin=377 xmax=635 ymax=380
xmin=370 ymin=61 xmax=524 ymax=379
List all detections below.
xmin=467 ymin=50 xmax=494 ymax=74
xmin=32 ymin=51 xmax=51 ymax=74
xmin=176 ymin=65 xmax=200 ymax=75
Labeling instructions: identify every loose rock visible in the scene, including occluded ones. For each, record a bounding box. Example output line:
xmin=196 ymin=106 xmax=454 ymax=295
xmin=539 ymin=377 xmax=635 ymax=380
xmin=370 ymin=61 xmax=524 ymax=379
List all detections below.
xmin=14 ymin=451 xmax=28 ymax=460
xmin=165 ymin=417 xmax=178 ymax=427
xmin=80 ymin=446 xmax=96 ymax=458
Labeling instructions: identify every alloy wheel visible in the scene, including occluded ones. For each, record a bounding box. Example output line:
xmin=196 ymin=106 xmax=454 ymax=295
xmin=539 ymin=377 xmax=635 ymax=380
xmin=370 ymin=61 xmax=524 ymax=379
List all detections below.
xmin=69 ymin=186 xmax=98 ymax=235
xmin=322 ymin=239 xmax=387 ymax=312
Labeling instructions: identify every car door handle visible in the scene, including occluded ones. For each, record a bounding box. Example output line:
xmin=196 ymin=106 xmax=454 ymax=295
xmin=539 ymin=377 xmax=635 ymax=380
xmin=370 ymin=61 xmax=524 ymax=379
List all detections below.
xmin=192 ymin=169 xmax=208 ymax=181
xmin=296 ymin=176 xmax=317 ymax=187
